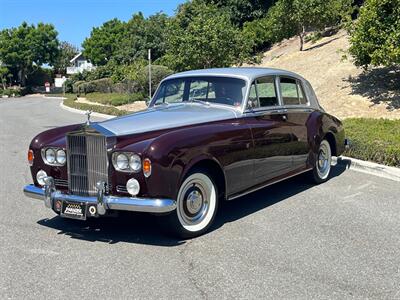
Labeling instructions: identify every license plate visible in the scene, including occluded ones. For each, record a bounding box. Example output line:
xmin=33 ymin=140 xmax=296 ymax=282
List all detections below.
xmin=61 ymin=201 xmax=87 ymax=220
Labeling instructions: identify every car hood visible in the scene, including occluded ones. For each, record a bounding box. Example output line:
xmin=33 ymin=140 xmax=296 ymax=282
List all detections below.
xmin=93 ymin=103 xmax=240 ymax=136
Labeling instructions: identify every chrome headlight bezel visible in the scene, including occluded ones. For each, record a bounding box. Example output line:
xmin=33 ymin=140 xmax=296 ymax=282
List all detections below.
xmin=56 ymin=149 xmax=66 ymax=165
xmin=112 ymin=152 xmax=142 ymax=173
xmin=36 ymin=169 xmax=48 ymax=186
xmin=41 ymin=147 xmax=67 ymax=166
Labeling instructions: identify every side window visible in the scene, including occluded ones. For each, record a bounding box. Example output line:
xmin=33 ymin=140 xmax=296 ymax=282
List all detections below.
xmin=257 ymin=77 xmax=278 ymax=107
xmin=280 ymin=77 xmax=308 ymax=105
xmin=298 ymin=83 xmax=307 ymax=104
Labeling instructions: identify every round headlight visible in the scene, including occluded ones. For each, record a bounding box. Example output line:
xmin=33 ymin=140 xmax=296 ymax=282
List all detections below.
xmin=45 ymin=148 xmax=56 ymax=164
xmin=36 ymin=170 xmax=47 ymax=186
xmin=126 ymin=178 xmax=140 ymax=196
xmin=129 ymin=154 xmax=141 ymax=172
xmin=116 ymin=153 xmax=129 ymax=170
xmin=56 ymin=149 xmax=66 ymax=165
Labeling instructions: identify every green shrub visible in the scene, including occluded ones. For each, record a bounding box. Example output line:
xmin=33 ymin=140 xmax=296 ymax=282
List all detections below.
xmin=79 ymin=78 xmax=114 ymax=94
xmin=72 ymin=80 xmax=85 ymax=94
xmin=85 ymin=92 xmax=144 ymax=106
xmin=137 ymin=65 xmax=173 ymax=95
xmin=1 ymin=87 xmax=23 ymax=97
xmin=72 ymin=78 xmax=141 ymax=95
xmin=63 ymin=79 xmax=74 ymax=93
xmin=343 ymin=118 xmax=400 ymax=167
xmin=63 ymin=94 xmax=129 ymax=116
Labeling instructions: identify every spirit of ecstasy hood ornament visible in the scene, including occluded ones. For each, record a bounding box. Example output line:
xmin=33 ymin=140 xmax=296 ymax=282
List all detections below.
xmin=85 ymin=110 xmax=92 ymax=125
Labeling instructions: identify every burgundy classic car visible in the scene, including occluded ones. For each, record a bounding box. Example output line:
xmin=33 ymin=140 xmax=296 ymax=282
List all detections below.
xmin=23 ymin=68 xmax=346 ymax=238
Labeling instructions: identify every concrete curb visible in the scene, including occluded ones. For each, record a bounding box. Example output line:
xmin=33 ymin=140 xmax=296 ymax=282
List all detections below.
xmin=334 ymin=156 xmax=400 ymax=182
xmin=44 ymin=96 xmax=67 ymax=100
xmin=58 ymin=100 xmax=115 ymax=120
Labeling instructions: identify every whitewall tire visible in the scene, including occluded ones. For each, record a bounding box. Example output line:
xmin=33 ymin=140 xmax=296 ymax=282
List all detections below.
xmin=312 ymin=139 xmax=332 ymax=183
xmin=162 ymin=171 xmax=219 ymax=238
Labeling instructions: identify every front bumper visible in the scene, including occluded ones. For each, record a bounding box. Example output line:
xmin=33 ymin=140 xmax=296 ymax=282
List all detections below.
xmin=23 ymin=177 xmax=176 ymax=216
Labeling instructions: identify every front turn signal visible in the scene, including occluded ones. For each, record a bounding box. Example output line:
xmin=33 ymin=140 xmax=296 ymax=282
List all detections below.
xmin=143 ymin=158 xmax=152 ymax=177
xmin=28 ymin=149 xmax=34 ymax=166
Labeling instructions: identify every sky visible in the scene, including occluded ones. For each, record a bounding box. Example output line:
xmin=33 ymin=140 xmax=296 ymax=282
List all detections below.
xmin=0 ymin=0 xmax=185 ymax=48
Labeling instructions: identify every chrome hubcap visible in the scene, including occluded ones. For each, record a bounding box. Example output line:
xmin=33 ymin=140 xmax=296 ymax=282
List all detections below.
xmin=317 ymin=141 xmax=331 ymax=179
xmin=186 ymin=189 xmax=203 ymax=215
xmin=179 ymin=180 xmax=210 ymax=226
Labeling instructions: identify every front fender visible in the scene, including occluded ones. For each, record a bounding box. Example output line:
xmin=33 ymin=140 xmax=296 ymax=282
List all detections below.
xmin=143 ymin=123 xmax=229 ymax=200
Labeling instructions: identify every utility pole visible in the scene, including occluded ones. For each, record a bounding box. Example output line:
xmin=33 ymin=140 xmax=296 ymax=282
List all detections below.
xmin=148 ymin=49 xmax=152 ymax=99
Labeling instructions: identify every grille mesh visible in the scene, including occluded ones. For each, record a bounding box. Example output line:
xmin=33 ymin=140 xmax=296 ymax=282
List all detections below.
xmin=66 ymin=133 xmax=108 ymax=196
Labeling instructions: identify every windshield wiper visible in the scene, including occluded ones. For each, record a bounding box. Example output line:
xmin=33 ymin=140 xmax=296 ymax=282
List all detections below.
xmin=188 ymin=98 xmax=210 ymax=106
xmin=155 ymin=101 xmax=170 ymax=106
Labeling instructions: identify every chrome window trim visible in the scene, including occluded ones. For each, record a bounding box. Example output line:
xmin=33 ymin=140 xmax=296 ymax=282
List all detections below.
xmin=149 ymin=75 xmax=249 ymax=111
xmin=243 ymin=106 xmax=316 ymax=116
xmin=244 ymin=75 xmax=281 ymax=113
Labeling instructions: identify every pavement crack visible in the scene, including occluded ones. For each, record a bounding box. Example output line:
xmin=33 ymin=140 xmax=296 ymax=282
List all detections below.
xmin=179 ymin=239 xmax=208 ymax=299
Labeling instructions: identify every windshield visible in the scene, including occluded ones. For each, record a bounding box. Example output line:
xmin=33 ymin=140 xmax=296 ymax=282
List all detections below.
xmin=152 ymin=76 xmax=247 ymax=108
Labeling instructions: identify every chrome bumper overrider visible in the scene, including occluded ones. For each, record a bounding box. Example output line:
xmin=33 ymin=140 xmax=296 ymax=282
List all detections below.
xmin=23 ymin=177 xmax=176 ymax=215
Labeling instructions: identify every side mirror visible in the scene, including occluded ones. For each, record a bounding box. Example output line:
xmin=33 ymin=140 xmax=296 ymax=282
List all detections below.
xmin=145 ymin=98 xmax=151 ymax=107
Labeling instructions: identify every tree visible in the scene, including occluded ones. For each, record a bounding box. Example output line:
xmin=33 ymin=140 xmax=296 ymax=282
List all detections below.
xmin=0 ymin=22 xmax=59 ymax=86
xmin=83 ymin=13 xmax=169 ymax=66
xmin=54 ymin=41 xmax=79 ymax=75
xmin=203 ymin=0 xmax=276 ymax=26
xmin=0 ymin=66 xmax=9 ymax=89
xmin=349 ymin=0 xmax=400 ymax=68
xmin=116 ymin=13 xmax=169 ymax=64
xmin=265 ymin=0 xmax=352 ymax=51
xmin=163 ymin=2 xmax=251 ymax=71
xmin=242 ymin=2 xmax=294 ymax=53
xmin=82 ymin=18 xmax=127 ymax=66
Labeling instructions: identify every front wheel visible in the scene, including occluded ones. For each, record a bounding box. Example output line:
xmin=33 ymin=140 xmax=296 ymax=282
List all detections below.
xmin=160 ymin=171 xmax=218 ymax=239
xmin=312 ymin=139 xmax=332 ymax=183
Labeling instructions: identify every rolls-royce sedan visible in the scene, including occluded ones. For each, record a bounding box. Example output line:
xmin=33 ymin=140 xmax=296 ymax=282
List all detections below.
xmin=23 ymin=68 xmax=346 ymax=238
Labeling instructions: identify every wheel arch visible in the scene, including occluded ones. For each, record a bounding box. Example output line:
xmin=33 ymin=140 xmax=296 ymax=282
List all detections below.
xmin=323 ymin=131 xmax=337 ymax=157
xmin=179 ymin=157 xmax=227 ymax=201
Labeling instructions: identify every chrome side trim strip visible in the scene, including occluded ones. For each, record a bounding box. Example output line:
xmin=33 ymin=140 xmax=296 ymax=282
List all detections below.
xmin=227 ymin=168 xmax=313 ymax=200
xmin=23 ymin=184 xmax=176 ymax=214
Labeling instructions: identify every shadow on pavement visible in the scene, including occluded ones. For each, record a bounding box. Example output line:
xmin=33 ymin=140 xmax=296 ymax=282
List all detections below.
xmin=213 ymin=163 xmax=348 ymax=230
xmin=37 ymin=164 xmax=348 ymax=246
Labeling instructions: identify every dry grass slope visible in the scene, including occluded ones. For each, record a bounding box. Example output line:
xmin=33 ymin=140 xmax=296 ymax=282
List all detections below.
xmin=252 ymin=30 xmax=400 ymax=120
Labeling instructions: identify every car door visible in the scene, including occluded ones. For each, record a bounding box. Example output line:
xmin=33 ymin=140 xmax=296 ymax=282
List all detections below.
xmin=278 ymin=77 xmax=311 ymax=171
xmin=244 ymin=76 xmax=294 ymax=186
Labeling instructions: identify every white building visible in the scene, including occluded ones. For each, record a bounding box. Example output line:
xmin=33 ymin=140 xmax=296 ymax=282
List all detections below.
xmin=66 ymin=52 xmax=95 ymax=75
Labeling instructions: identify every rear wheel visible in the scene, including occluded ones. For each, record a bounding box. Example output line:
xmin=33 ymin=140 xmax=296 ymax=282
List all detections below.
xmin=312 ymin=139 xmax=332 ymax=183
xmin=161 ymin=170 xmax=218 ymax=239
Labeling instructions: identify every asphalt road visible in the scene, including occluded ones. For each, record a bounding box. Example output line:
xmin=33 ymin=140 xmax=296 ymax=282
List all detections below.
xmin=1 ymin=96 xmax=400 ymax=299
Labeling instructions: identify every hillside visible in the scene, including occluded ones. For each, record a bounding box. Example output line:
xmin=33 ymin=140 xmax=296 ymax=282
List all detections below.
xmin=252 ymin=30 xmax=400 ymax=120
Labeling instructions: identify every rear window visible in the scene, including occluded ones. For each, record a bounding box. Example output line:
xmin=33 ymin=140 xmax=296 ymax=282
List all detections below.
xmin=280 ymin=77 xmax=308 ymax=105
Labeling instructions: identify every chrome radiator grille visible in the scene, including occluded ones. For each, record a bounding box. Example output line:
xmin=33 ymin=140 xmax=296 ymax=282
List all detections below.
xmin=66 ymin=133 xmax=108 ymax=196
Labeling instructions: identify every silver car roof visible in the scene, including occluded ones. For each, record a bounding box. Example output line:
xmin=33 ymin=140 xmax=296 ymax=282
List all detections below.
xmin=160 ymin=67 xmax=321 ymax=111
xmin=164 ymin=67 xmax=306 ymax=83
